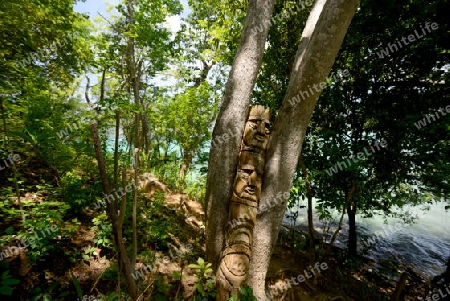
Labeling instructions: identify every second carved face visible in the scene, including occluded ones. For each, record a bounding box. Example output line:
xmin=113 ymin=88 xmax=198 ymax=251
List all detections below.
xmin=233 ymin=152 xmax=264 ymax=203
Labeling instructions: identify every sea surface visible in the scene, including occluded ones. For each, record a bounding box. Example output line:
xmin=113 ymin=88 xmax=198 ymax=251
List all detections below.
xmin=283 ymin=200 xmax=450 ymax=280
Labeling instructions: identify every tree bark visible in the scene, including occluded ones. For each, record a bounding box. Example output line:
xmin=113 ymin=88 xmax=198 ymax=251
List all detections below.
xmin=90 ymin=121 xmax=138 ymax=300
xmin=247 ymin=0 xmax=360 ymax=299
xmin=345 ymin=182 xmax=357 ymax=256
xmin=321 ymin=207 xmax=345 ymax=261
xmin=390 ymin=272 xmax=408 ymax=301
xmin=113 ymin=111 xmax=120 ymax=192
xmin=204 ymin=0 xmax=276 ymax=271
xmin=347 ymin=205 xmax=357 ymax=256
xmin=204 ymin=0 xmax=360 ymax=298
xmin=298 ymin=155 xmax=315 ymax=265
xmin=179 ymin=150 xmax=194 ymax=183
xmin=127 ymin=0 xmax=139 ymax=268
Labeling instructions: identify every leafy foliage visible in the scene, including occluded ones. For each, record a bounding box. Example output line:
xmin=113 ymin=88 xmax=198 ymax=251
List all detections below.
xmin=0 ymin=268 xmax=19 ymax=296
xmin=92 ymin=213 xmax=113 ymax=249
xmin=188 ymin=258 xmax=216 ymax=300
xmin=60 ymin=172 xmax=102 ymax=213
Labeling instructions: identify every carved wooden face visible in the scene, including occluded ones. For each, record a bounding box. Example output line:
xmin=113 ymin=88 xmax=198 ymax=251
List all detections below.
xmin=242 ymin=106 xmax=270 ymax=150
xmin=224 ymin=254 xmax=250 ymax=277
xmin=234 ymin=166 xmax=261 ymax=202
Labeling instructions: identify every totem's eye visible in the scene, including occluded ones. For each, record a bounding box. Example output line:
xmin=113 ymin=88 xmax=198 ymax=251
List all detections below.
xmin=265 ymin=122 xmax=271 ymax=133
xmin=238 ymin=168 xmax=254 ymax=179
xmin=237 ymin=170 xmax=249 ymax=179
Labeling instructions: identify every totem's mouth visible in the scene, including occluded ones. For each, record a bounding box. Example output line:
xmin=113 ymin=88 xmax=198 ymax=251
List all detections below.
xmin=254 ymin=134 xmax=265 ymax=141
xmin=243 ymin=187 xmax=256 ymax=196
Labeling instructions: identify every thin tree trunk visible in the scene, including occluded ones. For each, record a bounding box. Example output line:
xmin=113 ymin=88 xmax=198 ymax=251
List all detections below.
xmin=113 ymin=111 xmax=120 ymax=192
xmin=117 ymin=168 xmax=127 ymax=299
xmin=127 ymin=0 xmax=139 ymax=268
xmin=390 ymin=272 xmax=408 ymax=301
xmin=179 ymin=148 xmax=196 ymax=183
xmin=346 ymin=182 xmax=357 ymax=256
xmin=141 ymin=113 xmax=151 ymax=168
xmin=347 ymin=205 xmax=357 ymax=256
xmin=321 ymin=207 xmax=345 ymax=261
xmin=91 ymin=121 xmax=138 ymax=299
xmin=131 ymin=148 xmax=138 ymax=267
xmin=298 ymin=155 xmax=315 ymax=265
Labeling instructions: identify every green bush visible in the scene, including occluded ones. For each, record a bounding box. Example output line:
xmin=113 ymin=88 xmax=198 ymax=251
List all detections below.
xmin=60 ymin=172 xmax=102 ymax=213
xmin=151 ymin=160 xmax=182 ymax=191
xmin=184 ymin=176 xmax=206 ymax=203
xmin=188 ymin=258 xmax=216 ymax=300
xmin=0 ymin=264 xmax=19 ymax=296
xmin=92 ymin=212 xmax=113 ymax=249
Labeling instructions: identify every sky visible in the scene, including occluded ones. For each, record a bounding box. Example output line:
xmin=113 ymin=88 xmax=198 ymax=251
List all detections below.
xmin=73 ymin=0 xmax=190 ymax=89
xmin=74 ymin=0 xmax=189 ymax=32
xmin=74 ymin=0 xmax=119 ymax=17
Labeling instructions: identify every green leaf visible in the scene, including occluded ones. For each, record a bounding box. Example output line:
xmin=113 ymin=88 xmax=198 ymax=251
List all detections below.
xmin=71 ymin=272 xmax=83 ymax=300
xmin=0 ymin=285 xmax=13 ymax=296
xmin=1 ymin=278 xmax=20 ymax=286
xmin=187 ymin=264 xmax=199 ymax=269
xmin=42 ymin=293 xmax=52 ymax=301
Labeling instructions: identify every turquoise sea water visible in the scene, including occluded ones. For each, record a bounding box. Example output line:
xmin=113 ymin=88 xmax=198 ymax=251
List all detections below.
xmin=284 ymin=200 xmax=450 ymax=280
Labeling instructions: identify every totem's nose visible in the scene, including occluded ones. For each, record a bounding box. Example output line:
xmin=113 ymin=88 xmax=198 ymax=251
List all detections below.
xmin=257 ymin=121 xmax=265 ymax=134
xmin=248 ymin=170 xmax=257 ymax=186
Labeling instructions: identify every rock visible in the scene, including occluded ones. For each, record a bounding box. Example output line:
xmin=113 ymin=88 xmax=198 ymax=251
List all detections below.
xmin=138 ymin=173 xmax=167 ymax=194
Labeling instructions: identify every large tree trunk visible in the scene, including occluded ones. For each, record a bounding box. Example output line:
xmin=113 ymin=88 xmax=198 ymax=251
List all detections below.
xmin=248 ymin=0 xmax=360 ymax=299
xmin=205 ymin=0 xmax=360 ymax=299
xmin=205 ymin=0 xmax=276 ymax=271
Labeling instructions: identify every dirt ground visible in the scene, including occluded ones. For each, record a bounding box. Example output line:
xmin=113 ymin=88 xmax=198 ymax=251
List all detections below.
xmin=1 ymin=174 xmax=440 ymax=300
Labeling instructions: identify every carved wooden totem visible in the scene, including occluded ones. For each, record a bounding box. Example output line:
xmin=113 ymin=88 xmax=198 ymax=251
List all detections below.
xmin=216 ymin=105 xmax=270 ymax=300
